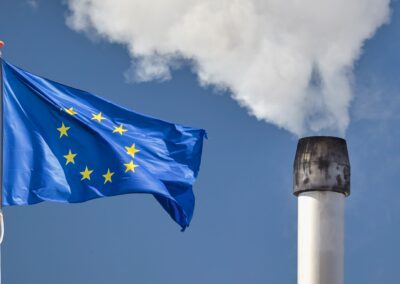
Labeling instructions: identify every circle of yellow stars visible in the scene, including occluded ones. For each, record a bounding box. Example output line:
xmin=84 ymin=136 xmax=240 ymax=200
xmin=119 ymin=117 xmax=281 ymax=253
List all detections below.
xmin=58 ymin=107 xmax=140 ymax=185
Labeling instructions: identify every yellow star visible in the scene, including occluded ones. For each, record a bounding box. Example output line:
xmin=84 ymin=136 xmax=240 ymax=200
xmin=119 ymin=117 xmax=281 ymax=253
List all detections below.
xmin=57 ymin=122 xmax=70 ymax=138
xmin=65 ymin=107 xmax=77 ymax=115
xmin=91 ymin=112 xmax=106 ymax=122
xmin=124 ymin=160 xmax=139 ymax=173
xmin=63 ymin=150 xmax=77 ymax=165
xmin=113 ymin=124 xmax=127 ymax=135
xmin=80 ymin=166 xmax=93 ymax=181
xmin=125 ymin=144 xmax=140 ymax=158
xmin=102 ymin=169 xmax=114 ymax=184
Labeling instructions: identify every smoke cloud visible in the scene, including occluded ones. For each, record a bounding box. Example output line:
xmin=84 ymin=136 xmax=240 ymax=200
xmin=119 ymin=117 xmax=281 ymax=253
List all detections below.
xmin=66 ymin=0 xmax=390 ymax=136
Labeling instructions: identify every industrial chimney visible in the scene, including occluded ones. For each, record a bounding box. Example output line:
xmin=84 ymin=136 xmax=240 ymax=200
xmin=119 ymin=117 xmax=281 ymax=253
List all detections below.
xmin=293 ymin=136 xmax=350 ymax=284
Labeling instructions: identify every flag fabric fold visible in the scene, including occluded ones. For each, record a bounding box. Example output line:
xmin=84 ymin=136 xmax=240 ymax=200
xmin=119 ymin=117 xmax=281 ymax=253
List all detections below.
xmin=1 ymin=59 xmax=206 ymax=230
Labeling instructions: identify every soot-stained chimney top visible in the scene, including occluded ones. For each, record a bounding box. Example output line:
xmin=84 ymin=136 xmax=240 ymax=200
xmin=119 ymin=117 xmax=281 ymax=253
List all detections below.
xmin=293 ymin=136 xmax=350 ymax=196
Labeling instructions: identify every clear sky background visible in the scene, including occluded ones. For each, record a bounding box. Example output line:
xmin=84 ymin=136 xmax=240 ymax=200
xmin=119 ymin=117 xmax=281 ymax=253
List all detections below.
xmin=0 ymin=1 xmax=400 ymax=283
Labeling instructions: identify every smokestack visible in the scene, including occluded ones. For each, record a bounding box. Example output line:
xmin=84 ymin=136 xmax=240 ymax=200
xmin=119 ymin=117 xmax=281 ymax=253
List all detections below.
xmin=293 ymin=136 xmax=350 ymax=284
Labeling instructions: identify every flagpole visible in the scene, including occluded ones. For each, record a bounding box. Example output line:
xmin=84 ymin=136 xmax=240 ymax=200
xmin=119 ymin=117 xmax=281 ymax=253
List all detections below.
xmin=293 ymin=136 xmax=350 ymax=284
xmin=0 ymin=40 xmax=5 ymax=284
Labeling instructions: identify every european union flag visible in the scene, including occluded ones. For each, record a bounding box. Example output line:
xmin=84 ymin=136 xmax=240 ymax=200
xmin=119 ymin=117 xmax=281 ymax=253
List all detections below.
xmin=0 ymin=59 xmax=206 ymax=230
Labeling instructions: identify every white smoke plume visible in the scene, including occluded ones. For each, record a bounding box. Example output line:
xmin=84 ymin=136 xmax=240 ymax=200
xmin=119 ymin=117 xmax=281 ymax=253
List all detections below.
xmin=66 ymin=0 xmax=390 ymax=136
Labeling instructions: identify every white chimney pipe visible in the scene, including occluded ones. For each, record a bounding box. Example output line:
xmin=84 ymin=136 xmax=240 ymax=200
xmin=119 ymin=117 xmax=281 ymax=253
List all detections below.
xmin=293 ymin=136 xmax=350 ymax=284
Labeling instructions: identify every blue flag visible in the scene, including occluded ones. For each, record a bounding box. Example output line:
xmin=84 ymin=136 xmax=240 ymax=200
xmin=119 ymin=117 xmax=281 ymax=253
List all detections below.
xmin=1 ymin=60 xmax=206 ymax=230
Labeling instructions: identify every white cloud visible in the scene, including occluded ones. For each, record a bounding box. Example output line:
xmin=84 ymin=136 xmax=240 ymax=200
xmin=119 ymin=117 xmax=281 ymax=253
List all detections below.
xmin=27 ymin=0 xmax=38 ymax=9
xmin=66 ymin=0 xmax=390 ymax=136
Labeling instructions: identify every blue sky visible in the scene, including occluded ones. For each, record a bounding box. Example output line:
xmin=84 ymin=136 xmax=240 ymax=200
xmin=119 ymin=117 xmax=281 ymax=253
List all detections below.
xmin=1 ymin=1 xmax=400 ymax=283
